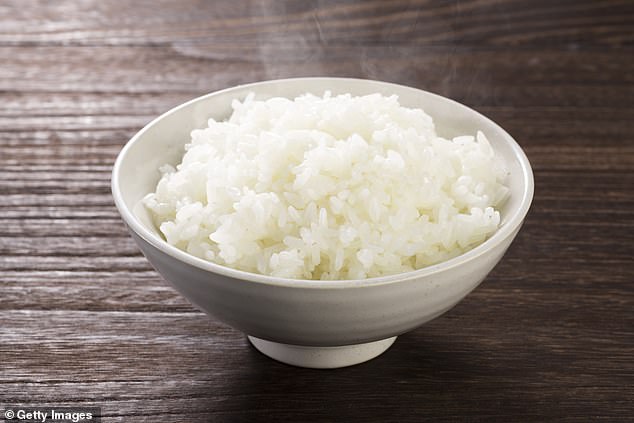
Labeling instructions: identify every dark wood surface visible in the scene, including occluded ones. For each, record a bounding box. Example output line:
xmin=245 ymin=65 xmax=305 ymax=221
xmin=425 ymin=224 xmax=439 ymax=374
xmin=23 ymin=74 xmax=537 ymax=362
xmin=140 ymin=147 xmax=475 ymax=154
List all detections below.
xmin=1 ymin=1 xmax=632 ymax=421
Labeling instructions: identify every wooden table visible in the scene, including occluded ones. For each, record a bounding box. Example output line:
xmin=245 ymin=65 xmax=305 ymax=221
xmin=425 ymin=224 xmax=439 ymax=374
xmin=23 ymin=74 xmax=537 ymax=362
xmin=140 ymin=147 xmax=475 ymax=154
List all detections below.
xmin=1 ymin=1 xmax=632 ymax=421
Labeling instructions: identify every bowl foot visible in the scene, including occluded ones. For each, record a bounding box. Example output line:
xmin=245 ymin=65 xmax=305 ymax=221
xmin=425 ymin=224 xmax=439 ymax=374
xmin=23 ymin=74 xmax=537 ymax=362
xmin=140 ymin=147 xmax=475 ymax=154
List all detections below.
xmin=247 ymin=335 xmax=397 ymax=369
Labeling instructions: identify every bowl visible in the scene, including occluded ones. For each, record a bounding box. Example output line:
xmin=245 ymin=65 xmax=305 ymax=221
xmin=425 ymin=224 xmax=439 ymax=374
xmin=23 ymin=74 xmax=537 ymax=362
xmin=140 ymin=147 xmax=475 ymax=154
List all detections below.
xmin=111 ymin=77 xmax=534 ymax=369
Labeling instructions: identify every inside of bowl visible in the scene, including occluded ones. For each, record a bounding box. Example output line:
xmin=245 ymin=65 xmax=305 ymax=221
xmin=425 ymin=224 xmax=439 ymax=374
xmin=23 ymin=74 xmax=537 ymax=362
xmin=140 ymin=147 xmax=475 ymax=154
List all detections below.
xmin=117 ymin=78 xmax=530 ymax=241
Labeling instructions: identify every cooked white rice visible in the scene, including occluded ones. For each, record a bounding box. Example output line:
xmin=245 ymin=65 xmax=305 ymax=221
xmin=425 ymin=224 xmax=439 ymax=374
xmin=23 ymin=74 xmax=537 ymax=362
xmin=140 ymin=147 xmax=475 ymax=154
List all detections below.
xmin=144 ymin=92 xmax=509 ymax=280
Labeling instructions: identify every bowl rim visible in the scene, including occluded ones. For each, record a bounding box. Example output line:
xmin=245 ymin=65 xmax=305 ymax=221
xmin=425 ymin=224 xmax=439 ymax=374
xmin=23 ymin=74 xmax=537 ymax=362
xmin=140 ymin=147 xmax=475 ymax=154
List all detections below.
xmin=111 ymin=77 xmax=534 ymax=289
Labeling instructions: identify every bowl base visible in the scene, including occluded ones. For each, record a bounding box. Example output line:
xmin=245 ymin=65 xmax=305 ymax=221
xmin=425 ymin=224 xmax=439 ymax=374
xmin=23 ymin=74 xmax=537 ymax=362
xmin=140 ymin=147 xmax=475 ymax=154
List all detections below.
xmin=248 ymin=335 xmax=397 ymax=369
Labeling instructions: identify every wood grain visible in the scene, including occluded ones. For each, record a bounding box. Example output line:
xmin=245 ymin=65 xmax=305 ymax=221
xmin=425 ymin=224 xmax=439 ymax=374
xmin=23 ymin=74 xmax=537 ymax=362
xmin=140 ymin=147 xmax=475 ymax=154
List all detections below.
xmin=1 ymin=0 xmax=632 ymax=47
xmin=1 ymin=1 xmax=632 ymax=422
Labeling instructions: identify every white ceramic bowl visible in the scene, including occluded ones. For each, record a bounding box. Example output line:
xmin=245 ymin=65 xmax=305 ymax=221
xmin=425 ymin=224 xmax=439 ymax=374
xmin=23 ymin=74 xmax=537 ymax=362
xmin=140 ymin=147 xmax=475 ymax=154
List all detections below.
xmin=112 ymin=77 xmax=533 ymax=369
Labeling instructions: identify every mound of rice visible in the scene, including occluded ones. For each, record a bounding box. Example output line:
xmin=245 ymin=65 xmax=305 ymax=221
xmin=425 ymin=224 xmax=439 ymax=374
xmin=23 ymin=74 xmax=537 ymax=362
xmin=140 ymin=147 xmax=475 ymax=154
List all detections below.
xmin=144 ymin=92 xmax=509 ymax=280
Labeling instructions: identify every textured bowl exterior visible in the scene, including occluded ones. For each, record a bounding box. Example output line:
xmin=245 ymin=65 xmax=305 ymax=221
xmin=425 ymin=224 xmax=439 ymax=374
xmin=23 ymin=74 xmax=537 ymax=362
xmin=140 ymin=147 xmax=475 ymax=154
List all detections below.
xmin=130 ymin=225 xmax=520 ymax=346
xmin=112 ymin=78 xmax=533 ymax=347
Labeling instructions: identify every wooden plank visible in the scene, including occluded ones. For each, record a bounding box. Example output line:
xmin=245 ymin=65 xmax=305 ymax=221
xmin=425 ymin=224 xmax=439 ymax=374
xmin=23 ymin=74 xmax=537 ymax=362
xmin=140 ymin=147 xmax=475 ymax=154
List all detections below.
xmin=2 ymin=236 xmax=138 ymax=256
xmin=0 ymin=307 xmax=630 ymax=381
xmin=0 ymin=256 xmax=151 ymax=271
xmin=0 ymin=47 xmax=632 ymax=110
xmin=2 ymin=194 xmax=115 ymax=207
xmin=0 ymin=310 xmax=631 ymax=421
xmin=1 ymin=207 xmax=119 ymax=219
xmin=0 ymin=219 xmax=128 ymax=236
xmin=0 ymin=0 xmax=631 ymax=47
xmin=0 ymin=270 xmax=192 ymax=312
xmin=0 ymin=92 xmax=192 ymax=119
